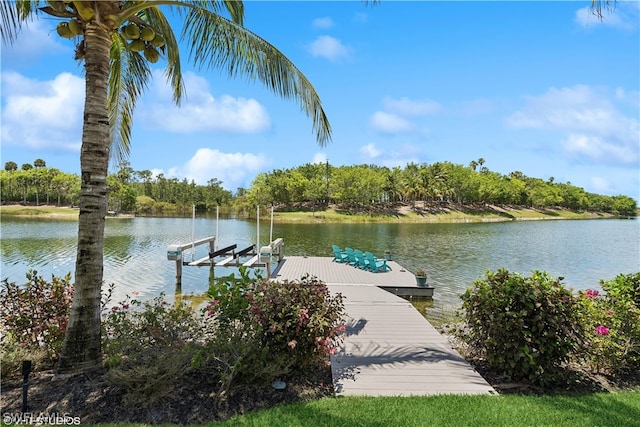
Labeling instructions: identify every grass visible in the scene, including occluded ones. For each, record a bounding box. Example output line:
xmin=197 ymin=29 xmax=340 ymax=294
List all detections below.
xmin=0 ymin=204 xmax=619 ymax=224
xmin=0 ymin=205 xmax=79 ymax=219
xmin=89 ymin=391 xmax=640 ymax=426
xmin=222 ymin=392 xmax=640 ymax=427
xmin=0 ymin=205 xmax=132 ymax=220
xmin=271 ymin=207 xmax=616 ymax=224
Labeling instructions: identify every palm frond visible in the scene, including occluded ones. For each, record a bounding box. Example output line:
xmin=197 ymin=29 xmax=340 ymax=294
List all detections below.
xmin=141 ymin=5 xmax=184 ymax=104
xmin=108 ymin=32 xmax=152 ymax=164
xmin=0 ymin=0 xmax=36 ymax=45
xmin=182 ymin=7 xmax=331 ymax=145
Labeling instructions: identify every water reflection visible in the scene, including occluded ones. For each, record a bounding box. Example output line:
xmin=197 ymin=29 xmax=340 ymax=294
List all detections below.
xmin=1 ymin=217 xmax=638 ymax=309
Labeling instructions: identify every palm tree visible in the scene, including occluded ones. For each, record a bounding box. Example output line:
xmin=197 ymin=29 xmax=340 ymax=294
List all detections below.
xmin=1 ymin=0 xmax=331 ymax=373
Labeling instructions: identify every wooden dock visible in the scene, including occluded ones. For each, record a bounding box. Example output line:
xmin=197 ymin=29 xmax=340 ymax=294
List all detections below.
xmin=273 ymin=256 xmax=495 ymax=397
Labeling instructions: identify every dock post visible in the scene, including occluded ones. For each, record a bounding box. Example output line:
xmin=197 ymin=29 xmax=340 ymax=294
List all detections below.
xmin=175 ymin=259 xmax=182 ymax=287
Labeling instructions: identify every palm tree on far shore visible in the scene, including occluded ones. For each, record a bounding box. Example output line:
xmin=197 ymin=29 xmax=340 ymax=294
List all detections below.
xmin=1 ymin=0 xmax=331 ymax=374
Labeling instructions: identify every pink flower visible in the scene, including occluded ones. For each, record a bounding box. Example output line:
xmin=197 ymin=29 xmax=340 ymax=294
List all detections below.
xmin=206 ymin=300 xmax=220 ymax=313
xmin=595 ymin=325 xmax=610 ymax=335
xmin=288 ymin=340 xmax=297 ymax=349
xmin=131 ymin=291 xmax=140 ymax=296
xmin=605 ymin=310 xmax=612 ymax=316
xmin=585 ymin=289 xmax=599 ymax=299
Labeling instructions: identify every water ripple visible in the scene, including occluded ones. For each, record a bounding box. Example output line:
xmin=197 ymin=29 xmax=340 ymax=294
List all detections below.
xmin=2 ymin=217 xmax=638 ymax=309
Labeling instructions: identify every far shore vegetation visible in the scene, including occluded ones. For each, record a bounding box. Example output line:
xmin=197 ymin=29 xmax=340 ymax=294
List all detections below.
xmin=2 ymin=158 xmax=637 ymax=222
xmin=0 ymin=202 xmax=634 ymax=224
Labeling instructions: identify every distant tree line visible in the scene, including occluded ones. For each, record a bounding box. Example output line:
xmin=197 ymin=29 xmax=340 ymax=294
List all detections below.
xmin=1 ymin=160 xmax=232 ymax=214
xmin=1 ymin=160 xmax=81 ymax=206
xmin=2 ymin=159 xmax=636 ymax=217
xmin=245 ymin=159 xmax=638 ymax=216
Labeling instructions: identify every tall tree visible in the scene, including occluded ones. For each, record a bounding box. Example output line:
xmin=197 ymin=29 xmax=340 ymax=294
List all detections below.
xmin=1 ymin=0 xmax=331 ymax=374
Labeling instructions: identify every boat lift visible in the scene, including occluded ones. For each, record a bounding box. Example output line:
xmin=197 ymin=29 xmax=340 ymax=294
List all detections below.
xmin=167 ymin=206 xmax=283 ymax=286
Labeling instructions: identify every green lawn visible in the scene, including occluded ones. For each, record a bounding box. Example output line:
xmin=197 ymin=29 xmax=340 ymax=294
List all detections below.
xmin=210 ymin=392 xmax=640 ymax=427
xmin=85 ymin=391 xmax=640 ymax=427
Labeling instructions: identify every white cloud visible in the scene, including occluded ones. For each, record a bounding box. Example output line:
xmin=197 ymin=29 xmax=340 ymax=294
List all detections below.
xmin=166 ymin=148 xmax=269 ymax=190
xmin=590 ymin=176 xmax=612 ymax=193
xmin=563 ymin=134 xmax=637 ymax=164
xmin=307 ymin=36 xmax=350 ymax=62
xmin=0 ymin=71 xmax=83 ymax=152
xmin=359 ymin=142 xmax=421 ymax=168
xmin=312 ymin=152 xmax=328 ymax=164
xmin=139 ymin=71 xmax=271 ymax=134
xmin=506 ymin=85 xmax=639 ymax=166
xmin=312 ymin=17 xmax=334 ymax=29
xmin=575 ymin=2 xmax=639 ymax=31
xmin=360 ymin=143 xmax=381 ymax=159
xmin=1 ymin=20 xmax=70 ymax=66
xmin=369 ymin=111 xmax=414 ymax=133
xmin=382 ymin=97 xmax=443 ymax=117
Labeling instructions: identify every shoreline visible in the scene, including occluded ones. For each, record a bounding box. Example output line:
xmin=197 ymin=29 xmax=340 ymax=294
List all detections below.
xmin=1 ymin=204 xmax=634 ymax=223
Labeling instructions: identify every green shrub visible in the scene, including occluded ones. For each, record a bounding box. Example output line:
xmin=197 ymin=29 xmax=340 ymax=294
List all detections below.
xmin=0 ymin=271 xmax=73 ymax=359
xmin=101 ymin=294 xmax=204 ymax=406
xmin=578 ymin=273 xmax=640 ymax=374
xmin=459 ymin=269 xmax=584 ymax=385
xmin=135 ymin=195 xmax=156 ymax=214
xmin=248 ymin=274 xmax=346 ymax=369
xmin=1 ymin=332 xmax=38 ymax=379
xmin=205 ymin=270 xmax=345 ymax=384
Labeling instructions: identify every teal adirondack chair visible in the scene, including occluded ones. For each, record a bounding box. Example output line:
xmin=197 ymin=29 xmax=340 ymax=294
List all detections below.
xmin=332 ymin=245 xmax=348 ymax=263
xmin=364 ymin=252 xmax=391 ymax=273
xmin=345 ymin=247 xmax=358 ymax=266
xmin=353 ymin=249 xmax=369 ymax=270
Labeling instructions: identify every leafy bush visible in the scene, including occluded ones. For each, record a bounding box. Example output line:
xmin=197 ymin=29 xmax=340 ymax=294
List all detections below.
xmin=459 ymin=269 xmax=584 ymax=385
xmin=578 ymin=273 xmax=640 ymax=373
xmin=102 ymin=294 xmax=204 ymax=406
xmin=205 ymin=269 xmax=345 ymax=384
xmin=0 ymin=270 xmax=73 ymax=358
xmin=247 ymin=274 xmax=346 ymax=368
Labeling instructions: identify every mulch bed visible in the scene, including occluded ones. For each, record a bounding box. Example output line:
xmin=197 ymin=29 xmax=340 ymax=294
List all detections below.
xmin=1 ymin=363 xmax=334 ymax=424
xmin=2 ymin=354 xmax=638 ymax=424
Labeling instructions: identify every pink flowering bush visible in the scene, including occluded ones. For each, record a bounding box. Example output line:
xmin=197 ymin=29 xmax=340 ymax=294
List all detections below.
xmin=578 ymin=272 xmax=640 ymax=373
xmin=0 ymin=271 xmax=73 ymax=359
xmin=205 ymin=269 xmax=345 ymax=383
xmin=246 ymin=274 xmax=345 ymax=369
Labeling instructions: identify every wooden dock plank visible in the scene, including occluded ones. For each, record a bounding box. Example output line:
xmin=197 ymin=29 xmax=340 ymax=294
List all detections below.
xmin=272 ymin=256 xmax=495 ymax=397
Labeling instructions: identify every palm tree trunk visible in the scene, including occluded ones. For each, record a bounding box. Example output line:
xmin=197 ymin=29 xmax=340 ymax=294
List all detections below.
xmin=58 ymin=22 xmax=111 ymax=373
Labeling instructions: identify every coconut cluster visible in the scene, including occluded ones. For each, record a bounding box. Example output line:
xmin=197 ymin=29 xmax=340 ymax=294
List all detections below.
xmin=120 ymin=22 xmax=165 ymax=63
xmin=56 ymin=19 xmax=83 ymax=39
xmin=55 ymin=16 xmax=164 ymax=64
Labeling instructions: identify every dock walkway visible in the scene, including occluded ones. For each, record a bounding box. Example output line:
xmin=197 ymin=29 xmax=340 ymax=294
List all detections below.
xmin=273 ymin=256 xmax=495 ymax=396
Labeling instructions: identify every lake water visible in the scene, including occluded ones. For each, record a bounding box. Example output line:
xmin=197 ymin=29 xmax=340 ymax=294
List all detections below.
xmin=1 ymin=217 xmax=638 ymax=308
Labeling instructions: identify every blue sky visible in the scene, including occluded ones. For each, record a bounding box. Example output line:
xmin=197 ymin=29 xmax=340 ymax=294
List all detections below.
xmin=1 ymin=1 xmax=639 ymax=200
